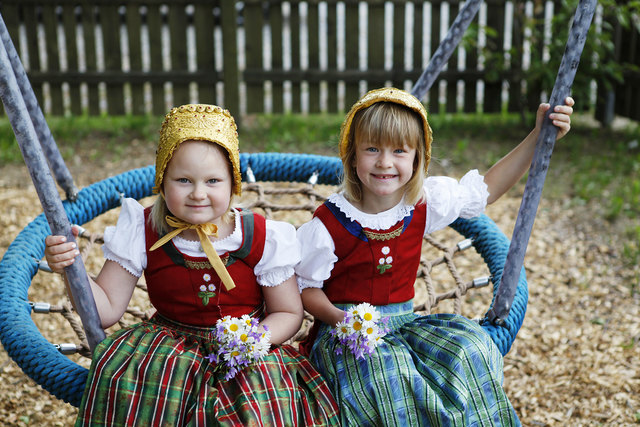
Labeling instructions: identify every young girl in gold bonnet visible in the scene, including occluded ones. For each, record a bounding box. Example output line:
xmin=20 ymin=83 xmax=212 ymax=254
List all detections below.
xmin=45 ymin=104 xmax=340 ymax=426
xmin=296 ymin=87 xmax=574 ymax=426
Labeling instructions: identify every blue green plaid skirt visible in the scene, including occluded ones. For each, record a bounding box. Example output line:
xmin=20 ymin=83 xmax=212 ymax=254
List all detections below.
xmin=309 ymin=301 xmax=520 ymax=426
xmin=76 ymin=314 xmax=340 ymax=426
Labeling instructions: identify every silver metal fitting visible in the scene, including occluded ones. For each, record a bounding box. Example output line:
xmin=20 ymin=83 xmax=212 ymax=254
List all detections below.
xmin=55 ymin=343 xmax=78 ymax=355
xmin=30 ymin=302 xmax=52 ymax=313
xmin=456 ymin=238 xmax=473 ymax=251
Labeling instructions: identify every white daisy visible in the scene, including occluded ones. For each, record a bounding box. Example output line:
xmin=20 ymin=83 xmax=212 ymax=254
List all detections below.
xmin=335 ymin=321 xmax=351 ymax=340
xmin=354 ymin=302 xmax=380 ymax=322
xmin=222 ymin=316 xmax=243 ymax=335
xmin=240 ymin=314 xmax=254 ymax=328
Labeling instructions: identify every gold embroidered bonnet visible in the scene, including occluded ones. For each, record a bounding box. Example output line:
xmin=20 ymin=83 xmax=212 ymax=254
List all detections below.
xmin=339 ymin=87 xmax=432 ymax=172
xmin=154 ymin=104 xmax=242 ymax=196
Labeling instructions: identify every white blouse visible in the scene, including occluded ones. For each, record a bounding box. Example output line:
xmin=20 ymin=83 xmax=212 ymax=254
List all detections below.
xmin=295 ymin=170 xmax=489 ymax=291
xmin=102 ymin=198 xmax=300 ymax=288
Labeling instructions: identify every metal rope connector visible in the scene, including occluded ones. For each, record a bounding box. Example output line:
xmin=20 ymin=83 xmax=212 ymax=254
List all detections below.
xmin=245 ymin=165 xmax=256 ymax=183
xmin=36 ymin=259 xmax=52 ymax=273
xmin=55 ymin=343 xmax=79 ymax=355
xmin=472 ymin=276 xmax=490 ymax=287
xmin=486 ymin=307 xmax=508 ymax=328
xmin=75 ymin=224 xmax=87 ymax=238
xmin=456 ymin=238 xmax=473 ymax=251
xmin=30 ymin=302 xmax=52 ymax=313
xmin=308 ymin=171 xmax=319 ymax=185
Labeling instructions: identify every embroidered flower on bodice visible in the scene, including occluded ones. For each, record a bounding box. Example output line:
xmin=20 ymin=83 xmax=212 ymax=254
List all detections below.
xmin=377 ymin=246 xmax=393 ymax=274
xmin=198 ymin=273 xmax=217 ymax=305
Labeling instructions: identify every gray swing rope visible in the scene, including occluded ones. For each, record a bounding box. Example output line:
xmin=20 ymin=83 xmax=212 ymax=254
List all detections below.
xmin=0 ymin=18 xmax=105 ymax=352
xmin=486 ymin=0 xmax=598 ymax=325
xmin=411 ymin=0 xmax=482 ymax=101
xmin=0 ymin=14 xmax=79 ymax=201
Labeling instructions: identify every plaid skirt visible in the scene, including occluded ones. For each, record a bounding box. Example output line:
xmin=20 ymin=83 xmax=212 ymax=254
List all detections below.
xmin=76 ymin=315 xmax=340 ymax=426
xmin=310 ymin=301 xmax=520 ymax=427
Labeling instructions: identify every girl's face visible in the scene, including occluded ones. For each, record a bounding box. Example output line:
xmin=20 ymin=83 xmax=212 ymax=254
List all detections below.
xmin=353 ymin=138 xmax=416 ymax=213
xmin=162 ymin=140 xmax=233 ymax=227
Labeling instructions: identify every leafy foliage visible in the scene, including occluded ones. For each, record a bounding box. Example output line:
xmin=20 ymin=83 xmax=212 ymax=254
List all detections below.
xmin=469 ymin=0 xmax=640 ymax=115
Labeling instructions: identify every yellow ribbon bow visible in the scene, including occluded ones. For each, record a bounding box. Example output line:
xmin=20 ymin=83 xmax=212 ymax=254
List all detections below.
xmin=149 ymin=216 xmax=236 ymax=291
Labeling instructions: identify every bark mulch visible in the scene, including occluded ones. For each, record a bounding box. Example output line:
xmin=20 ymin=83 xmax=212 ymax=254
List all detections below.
xmin=1 ymin=146 xmax=638 ymax=426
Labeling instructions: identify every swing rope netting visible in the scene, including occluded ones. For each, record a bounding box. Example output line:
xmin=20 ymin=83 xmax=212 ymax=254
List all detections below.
xmin=0 ymin=151 xmax=528 ymax=407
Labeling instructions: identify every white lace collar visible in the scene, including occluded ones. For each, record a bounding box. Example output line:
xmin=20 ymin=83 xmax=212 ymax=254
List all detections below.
xmin=173 ymin=208 xmax=242 ymax=251
xmin=328 ymin=193 xmax=415 ymax=230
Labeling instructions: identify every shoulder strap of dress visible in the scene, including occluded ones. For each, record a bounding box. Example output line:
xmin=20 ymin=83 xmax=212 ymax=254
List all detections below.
xmin=315 ymin=200 xmax=366 ymax=241
xmin=228 ymin=209 xmax=266 ymax=267
xmin=313 ymin=201 xmax=366 ymax=260
xmin=143 ymin=206 xmax=187 ymax=267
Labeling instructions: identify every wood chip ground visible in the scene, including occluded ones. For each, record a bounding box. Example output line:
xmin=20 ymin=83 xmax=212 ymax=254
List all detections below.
xmin=1 ymin=145 xmax=638 ymax=426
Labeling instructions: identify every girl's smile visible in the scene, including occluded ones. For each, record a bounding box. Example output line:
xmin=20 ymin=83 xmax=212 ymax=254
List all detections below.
xmin=353 ymin=142 xmax=416 ymax=213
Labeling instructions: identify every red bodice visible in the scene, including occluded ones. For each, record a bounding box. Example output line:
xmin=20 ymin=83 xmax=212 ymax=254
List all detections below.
xmin=143 ymin=208 xmax=266 ymax=326
xmin=315 ymin=201 xmax=427 ymax=305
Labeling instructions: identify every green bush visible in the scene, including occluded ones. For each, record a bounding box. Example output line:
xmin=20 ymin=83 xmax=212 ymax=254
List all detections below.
xmin=470 ymin=0 xmax=640 ymax=116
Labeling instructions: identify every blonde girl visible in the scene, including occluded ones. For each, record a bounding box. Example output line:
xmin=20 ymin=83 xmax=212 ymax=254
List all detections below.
xmin=296 ymin=88 xmax=573 ymax=426
xmin=45 ymin=104 xmax=340 ymax=426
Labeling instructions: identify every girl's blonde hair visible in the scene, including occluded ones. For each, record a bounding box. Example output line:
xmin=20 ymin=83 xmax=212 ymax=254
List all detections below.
xmin=341 ymin=101 xmax=428 ymax=206
xmin=149 ymin=141 xmax=236 ymax=236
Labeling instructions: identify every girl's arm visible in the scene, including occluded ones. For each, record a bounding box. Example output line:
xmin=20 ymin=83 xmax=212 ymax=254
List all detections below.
xmin=44 ymin=227 xmax=137 ymax=328
xmin=301 ymin=288 xmax=346 ymax=328
xmin=296 ymin=219 xmax=345 ymax=327
xmin=483 ymin=97 xmax=574 ymax=204
xmin=261 ymin=276 xmax=304 ymax=344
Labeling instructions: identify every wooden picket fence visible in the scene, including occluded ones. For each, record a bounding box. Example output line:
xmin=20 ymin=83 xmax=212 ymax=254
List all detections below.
xmin=0 ymin=0 xmax=638 ymax=122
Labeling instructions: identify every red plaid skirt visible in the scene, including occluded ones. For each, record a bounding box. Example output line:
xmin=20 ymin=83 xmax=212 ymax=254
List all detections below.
xmin=75 ymin=315 xmax=340 ymax=426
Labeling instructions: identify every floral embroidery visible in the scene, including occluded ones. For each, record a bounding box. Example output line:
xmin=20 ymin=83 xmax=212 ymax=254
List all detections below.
xmin=198 ymin=274 xmax=216 ymax=305
xmin=376 ymin=246 xmax=393 ymax=274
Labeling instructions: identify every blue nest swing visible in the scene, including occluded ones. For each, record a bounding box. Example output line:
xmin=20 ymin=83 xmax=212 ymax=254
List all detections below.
xmin=0 ymin=0 xmax=597 ymax=408
xmin=0 ymin=152 xmax=528 ymax=406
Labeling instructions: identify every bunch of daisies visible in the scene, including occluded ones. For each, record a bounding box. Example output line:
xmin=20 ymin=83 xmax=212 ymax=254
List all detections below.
xmin=207 ymin=314 xmax=271 ymax=380
xmin=331 ymin=302 xmax=390 ymax=359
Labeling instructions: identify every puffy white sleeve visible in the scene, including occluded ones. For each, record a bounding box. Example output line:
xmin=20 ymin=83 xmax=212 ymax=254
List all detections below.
xmin=295 ymin=217 xmax=337 ymax=292
xmin=424 ymin=169 xmax=489 ymax=235
xmin=254 ymin=220 xmax=301 ymax=287
xmin=101 ymin=198 xmax=146 ymax=278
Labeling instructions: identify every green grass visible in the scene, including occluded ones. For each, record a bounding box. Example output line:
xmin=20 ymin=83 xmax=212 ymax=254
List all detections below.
xmin=2 ymin=111 xmax=639 ymax=264
xmin=558 ymin=124 xmax=640 ymax=220
xmin=0 ymin=115 xmax=162 ymax=165
xmin=239 ymin=113 xmax=343 ymax=156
